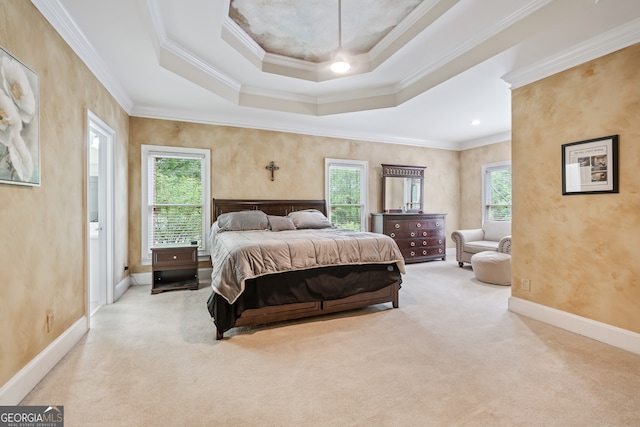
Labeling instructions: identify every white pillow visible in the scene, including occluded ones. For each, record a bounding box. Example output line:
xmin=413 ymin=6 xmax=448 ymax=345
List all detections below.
xmin=483 ymin=220 xmax=511 ymax=241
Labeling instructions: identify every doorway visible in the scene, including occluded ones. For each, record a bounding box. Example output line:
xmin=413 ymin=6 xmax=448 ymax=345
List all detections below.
xmin=86 ymin=111 xmax=115 ymax=319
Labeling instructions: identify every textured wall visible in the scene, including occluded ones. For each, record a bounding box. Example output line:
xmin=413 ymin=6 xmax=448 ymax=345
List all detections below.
xmin=511 ymin=43 xmax=640 ymax=332
xmin=0 ymin=2 xmax=129 ymax=386
xmin=459 ymin=141 xmax=511 ymax=229
xmin=128 ymin=118 xmax=460 ymax=273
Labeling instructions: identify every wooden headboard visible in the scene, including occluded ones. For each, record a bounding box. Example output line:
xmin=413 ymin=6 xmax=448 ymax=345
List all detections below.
xmin=212 ymin=199 xmax=327 ymax=222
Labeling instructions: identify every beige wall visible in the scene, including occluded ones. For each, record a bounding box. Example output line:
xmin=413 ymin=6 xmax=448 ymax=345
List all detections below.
xmin=128 ymin=118 xmax=461 ymax=273
xmin=0 ymin=2 xmax=129 ymax=386
xmin=511 ymin=43 xmax=640 ymax=333
xmin=459 ymin=141 xmax=511 ymax=228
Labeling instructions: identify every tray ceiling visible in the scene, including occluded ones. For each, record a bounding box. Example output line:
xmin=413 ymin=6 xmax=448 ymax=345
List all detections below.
xmin=35 ymin=0 xmax=640 ymax=149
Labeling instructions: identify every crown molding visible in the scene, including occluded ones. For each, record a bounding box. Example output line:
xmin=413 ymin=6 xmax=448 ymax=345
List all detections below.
xmin=398 ymin=0 xmax=553 ymax=92
xmin=220 ymin=0 xmax=456 ymax=82
xmin=130 ymin=104 xmax=457 ymax=150
xmin=31 ymin=0 xmax=134 ymax=112
xmin=368 ymin=0 xmax=459 ymax=69
xmin=458 ymin=131 xmax=512 ymax=151
xmin=503 ymin=17 xmax=640 ymax=89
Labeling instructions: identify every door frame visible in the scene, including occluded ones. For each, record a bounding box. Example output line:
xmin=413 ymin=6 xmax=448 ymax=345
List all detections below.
xmin=85 ymin=110 xmax=115 ymax=324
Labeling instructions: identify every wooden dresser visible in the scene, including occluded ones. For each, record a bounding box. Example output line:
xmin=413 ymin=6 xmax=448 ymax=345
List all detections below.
xmin=371 ymin=213 xmax=446 ymax=264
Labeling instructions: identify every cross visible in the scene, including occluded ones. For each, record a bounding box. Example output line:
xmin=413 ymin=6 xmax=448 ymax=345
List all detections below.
xmin=265 ymin=161 xmax=279 ymax=181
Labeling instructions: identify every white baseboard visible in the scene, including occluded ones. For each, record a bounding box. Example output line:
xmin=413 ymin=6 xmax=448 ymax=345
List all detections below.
xmin=131 ymin=268 xmax=212 ymax=287
xmin=0 ymin=317 xmax=88 ymax=405
xmin=508 ymin=297 xmax=640 ymax=356
xmin=114 ymin=275 xmax=130 ymax=302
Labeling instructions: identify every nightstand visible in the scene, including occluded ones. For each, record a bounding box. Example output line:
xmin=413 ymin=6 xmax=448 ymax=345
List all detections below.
xmin=151 ymin=245 xmax=199 ymax=294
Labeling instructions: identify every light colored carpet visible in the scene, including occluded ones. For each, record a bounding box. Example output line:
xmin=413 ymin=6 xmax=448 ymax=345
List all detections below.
xmin=21 ymin=254 xmax=640 ymax=426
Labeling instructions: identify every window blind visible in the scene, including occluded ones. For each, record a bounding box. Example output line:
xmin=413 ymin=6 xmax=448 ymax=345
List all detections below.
xmin=147 ymin=152 xmax=205 ymax=253
xmin=327 ymin=161 xmax=366 ymax=231
xmin=484 ymin=164 xmax=512 ymax=221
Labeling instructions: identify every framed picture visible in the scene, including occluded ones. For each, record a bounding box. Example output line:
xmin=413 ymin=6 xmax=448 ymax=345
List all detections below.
xmin=0 ymin=45 xmax=40 ymax=186
xmin=562 ymin=135 xmax=618 ymax=195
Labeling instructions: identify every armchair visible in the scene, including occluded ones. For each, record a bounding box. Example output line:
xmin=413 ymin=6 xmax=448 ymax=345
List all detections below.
xmin=451 ymin=220 xmax=511 ymax=267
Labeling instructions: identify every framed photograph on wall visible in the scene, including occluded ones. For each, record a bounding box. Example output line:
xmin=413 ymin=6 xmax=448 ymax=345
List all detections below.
xmin=562 ymin=135 xmax=618 ymax=195
xmin=0 ymin=45 xmax=40 ymax=186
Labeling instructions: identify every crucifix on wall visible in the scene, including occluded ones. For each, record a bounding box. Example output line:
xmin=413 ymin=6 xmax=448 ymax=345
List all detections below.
xmin=265 ymin=161 xmax=279 ymax=181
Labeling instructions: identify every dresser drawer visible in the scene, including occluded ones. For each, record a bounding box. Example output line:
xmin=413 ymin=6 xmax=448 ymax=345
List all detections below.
xmin=383 ymin=220 xmax=411 ymax=231
xmin=395 ymin=237 xmax=444 ymax=249
xmin=371 ymin=213 xmax=447 ymax=264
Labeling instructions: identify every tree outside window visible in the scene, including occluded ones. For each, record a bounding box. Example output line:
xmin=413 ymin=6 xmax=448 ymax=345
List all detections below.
xmin=142 ymin=146 xmax=210 ymax=259
xmin=483 ymin=162 xmax=512 ymax=221
xmin=326 ymin=159 xmax=368 ymax=231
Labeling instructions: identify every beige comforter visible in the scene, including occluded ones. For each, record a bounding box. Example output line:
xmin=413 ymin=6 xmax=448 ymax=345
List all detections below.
xmin=209 ymin=228 xmax=405 ymax=304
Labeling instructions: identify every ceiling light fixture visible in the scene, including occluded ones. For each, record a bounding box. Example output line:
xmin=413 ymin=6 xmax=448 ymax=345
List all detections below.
xmin=330 ymin=0 xmax=351 ymax=74
xmin=470 ymin=119 xmax=481 ymax=126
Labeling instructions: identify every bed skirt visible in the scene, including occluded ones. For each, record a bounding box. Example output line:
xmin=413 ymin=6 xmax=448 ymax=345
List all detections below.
xmin=207 ymin=263 xmax=402 ymax=335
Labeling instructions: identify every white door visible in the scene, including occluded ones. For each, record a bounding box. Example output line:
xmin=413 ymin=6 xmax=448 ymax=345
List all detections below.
xmin=87 ymin=111 xmax=115 ymax=320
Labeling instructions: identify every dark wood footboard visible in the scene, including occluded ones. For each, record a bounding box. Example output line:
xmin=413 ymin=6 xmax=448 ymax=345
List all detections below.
xmin=215 ymin=281 xmax=400 ymax=340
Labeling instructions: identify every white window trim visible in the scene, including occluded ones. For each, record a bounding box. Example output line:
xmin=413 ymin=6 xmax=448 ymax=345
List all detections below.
xmin=482 ymin=160 xmax=511 ymax=222
xmin=141 ymin=145 xmax=211 ymax=262
xmin=324 ymin=158 xmax=369 ymax=231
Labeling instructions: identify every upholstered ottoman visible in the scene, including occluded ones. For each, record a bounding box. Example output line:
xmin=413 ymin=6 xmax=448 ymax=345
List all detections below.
xmin=470 ymin=251 xmax=511 ymax=286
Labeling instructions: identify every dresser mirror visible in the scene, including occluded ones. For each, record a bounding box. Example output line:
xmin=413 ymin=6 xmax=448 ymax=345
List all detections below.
xmin=381 ymin=164 xmax=425 ymax=213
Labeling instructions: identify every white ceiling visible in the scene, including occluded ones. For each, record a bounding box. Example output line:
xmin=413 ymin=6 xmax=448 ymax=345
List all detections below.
xmin=33 ymin=0 xmax=640 ymax=150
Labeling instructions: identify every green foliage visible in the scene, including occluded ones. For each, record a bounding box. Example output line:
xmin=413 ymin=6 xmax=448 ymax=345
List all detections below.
xmin=329 ymin=166 xmax=363 ymax=230
xmin=488 ymin=168 xmax=512 ymax=221
xmin=151 ymin=157 xmax=203 ymax=247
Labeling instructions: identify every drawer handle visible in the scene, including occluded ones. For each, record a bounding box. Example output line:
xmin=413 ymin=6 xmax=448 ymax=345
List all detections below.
xmin=438 ymin=239 xmax=442 ymax=244
xmin=173 ymin=255 xmax=177 ymax=260
xmin=410 ymin=251 xmax=416 ymax=257
xmin=435 ymin=222 xmax=440 ymax=226
xmin=394 ymin=223 xmax=400 ymax=229
xmin=410 ymin=232 xmax=415 ymax=237
xmin=423 ymin=250 xmax=427 ymax=255
xmin=410 ymin=242 xmax=415 ymax=247
xmin=416 ymin=223 xmax=421 ymax=228
xmin=422 ymin=231 xmax=427 ymax=236
xmin=422 ymin=241 xmax=427 ymax=245
xmin=390 ymin=233 xmax=396 ymax=238
xmin=438 ymin=249 xmax=443 ymax=253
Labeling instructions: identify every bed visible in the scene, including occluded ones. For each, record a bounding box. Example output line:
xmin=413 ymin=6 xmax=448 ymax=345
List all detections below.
xmin=207 ymin=199 xmax=405 ymax=339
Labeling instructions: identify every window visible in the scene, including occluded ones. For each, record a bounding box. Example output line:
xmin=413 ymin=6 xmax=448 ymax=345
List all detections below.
xmin=141 ymin=145 xmax=210 ymax=260
xmin=325 ymin=159 xmax=368 ymax=231
xmin=482 ymin=161 xmax=512 ymax=221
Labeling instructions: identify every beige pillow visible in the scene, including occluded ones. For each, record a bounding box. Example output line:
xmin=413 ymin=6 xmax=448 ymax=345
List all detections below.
xmin=268 ymin=215 xmax=296 ymax=231
xmin=287 ymin=209 xmax=333 ymax=229
xmin=217 ymin=210 xmax=268 ymax=231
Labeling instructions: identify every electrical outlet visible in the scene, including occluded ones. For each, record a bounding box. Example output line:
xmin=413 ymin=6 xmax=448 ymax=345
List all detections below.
xmin=521 ymin=278 xmax=531 ymax=292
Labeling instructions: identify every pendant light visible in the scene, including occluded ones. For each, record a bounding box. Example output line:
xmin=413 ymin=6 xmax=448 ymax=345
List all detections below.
xmin=330 ymin=0 xmax=351 ymax=73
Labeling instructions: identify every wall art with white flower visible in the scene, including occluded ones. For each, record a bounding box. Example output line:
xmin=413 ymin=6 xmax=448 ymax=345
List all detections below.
xmin=0 ymin=45 xmax=39 ymax=186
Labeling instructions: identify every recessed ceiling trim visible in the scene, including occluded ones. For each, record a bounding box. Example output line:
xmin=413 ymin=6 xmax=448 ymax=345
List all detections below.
xmin=221 ymin=0 xmax=457 ymax=82
xmin=220 ymin=17 xmax=265 ymax=70
xmin=397 ymin=0 xmax=554 ymax=93
xmin=130 ymin=104 xmax=458 ymax=150
xmin=503 ymin=17 xmax=640 ymax=89
xmin=394 ymin=0 xmax=598 ymax=106
xmin=241 ymin=86 xmax=319 ymax=104
xmin=30 ymin=0 xmax=134 ymax=112
xmin=157 ymin=38 xmax=241 ymax=103
xmin=368 ymin=0 xmax=459 ymax=69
